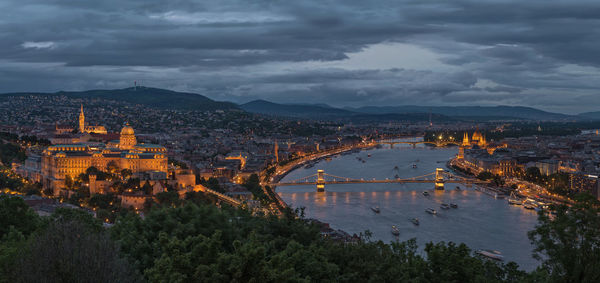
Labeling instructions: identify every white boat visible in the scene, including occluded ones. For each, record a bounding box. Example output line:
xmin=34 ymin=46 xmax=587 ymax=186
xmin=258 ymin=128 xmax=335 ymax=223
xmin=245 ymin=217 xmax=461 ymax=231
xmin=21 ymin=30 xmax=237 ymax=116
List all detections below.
xmin=426 ymin=208 xmax=437 ymax=215
xmin=508 ymin=192 xmax=523 ymax=205
xmin=476 ymin=250 xmax=504 ymax=261
xmin=391 ymin=225 xmax=400 ymax=236
xmin=440 ymin=203 xmax=450 ymax=209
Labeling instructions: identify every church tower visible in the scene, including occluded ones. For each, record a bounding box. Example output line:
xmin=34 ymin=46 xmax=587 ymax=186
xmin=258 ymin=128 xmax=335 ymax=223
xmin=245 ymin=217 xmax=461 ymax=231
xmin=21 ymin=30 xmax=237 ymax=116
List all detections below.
xmin=274 ymin=141 xmax=279 ymax=163
xmin=462 ymin=132 xmax=470 ymax=146
xmin=79 ymin=104 xmax=85 ymax=133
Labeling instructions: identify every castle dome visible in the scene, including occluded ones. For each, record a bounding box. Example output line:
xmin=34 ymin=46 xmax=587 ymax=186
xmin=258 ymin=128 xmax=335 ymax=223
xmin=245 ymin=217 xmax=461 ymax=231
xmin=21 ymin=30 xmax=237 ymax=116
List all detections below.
xmin=121 ymin=123 xmax=135 ymax=135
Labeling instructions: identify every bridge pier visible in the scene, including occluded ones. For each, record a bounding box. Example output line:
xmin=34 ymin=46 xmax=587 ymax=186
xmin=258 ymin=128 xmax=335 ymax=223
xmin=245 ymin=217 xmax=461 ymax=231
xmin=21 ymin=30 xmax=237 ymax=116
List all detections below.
xmin=316 ymin=169 xmax=325 ymax=192
xmin=435 ymin=168 xmax=445 ymax=190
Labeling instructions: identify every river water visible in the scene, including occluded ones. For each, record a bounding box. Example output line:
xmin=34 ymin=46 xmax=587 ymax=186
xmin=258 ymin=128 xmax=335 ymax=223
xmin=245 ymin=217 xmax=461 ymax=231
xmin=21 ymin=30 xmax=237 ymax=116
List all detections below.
xmin=277 ymin=143 xmax=540 ymax=270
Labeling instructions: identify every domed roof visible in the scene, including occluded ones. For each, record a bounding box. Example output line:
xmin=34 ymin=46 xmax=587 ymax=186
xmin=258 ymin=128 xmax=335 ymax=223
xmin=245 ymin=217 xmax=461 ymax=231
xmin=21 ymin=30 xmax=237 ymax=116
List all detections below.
xmin=121 ymin=123 xmax=135 ymax=135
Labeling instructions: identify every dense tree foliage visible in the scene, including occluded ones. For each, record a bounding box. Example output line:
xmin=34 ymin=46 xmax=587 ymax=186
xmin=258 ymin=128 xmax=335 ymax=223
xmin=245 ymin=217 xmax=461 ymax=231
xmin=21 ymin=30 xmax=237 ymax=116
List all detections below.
xmin=3 ymin=192 xmax=600 ymax=282
xmin=110 ymin=203 xmax=529 ymax=282
xmin=528 ymin=194 xmax=600 ymax=282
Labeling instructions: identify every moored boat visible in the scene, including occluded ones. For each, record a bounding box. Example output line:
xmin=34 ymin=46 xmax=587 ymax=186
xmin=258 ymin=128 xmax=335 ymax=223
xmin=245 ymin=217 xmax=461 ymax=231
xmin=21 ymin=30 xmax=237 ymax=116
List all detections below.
xmin=476 ymin=250 xmax=504 ymax=261
xmin=411 ymin=218 xmax=420 ymax=225
xmin=440 ymin=203 xmax=450 ymax=209
xmin=391 ymin=225 xmax=400 ymax=236
xmin=508 ymin=192 xmax=523 ymax=205
xmin=426 ymin=208 xmax=437 ymax=214
xmin=455 ymin=186 xmax=461 ymax=191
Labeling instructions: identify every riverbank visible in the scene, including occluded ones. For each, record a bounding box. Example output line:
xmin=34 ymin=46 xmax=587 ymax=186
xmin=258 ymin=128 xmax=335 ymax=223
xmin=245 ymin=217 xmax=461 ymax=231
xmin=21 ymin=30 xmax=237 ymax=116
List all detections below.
xmin=277 ymin=144 xmax=540 ymax=270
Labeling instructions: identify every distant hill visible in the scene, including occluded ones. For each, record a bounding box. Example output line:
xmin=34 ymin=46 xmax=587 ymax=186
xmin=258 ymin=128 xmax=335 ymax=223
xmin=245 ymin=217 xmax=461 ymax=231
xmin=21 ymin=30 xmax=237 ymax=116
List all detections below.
xmin=240 ymin=100 xmax=355 ymax=119
xmin=346 ymin=105 xmax=573 ymax=121
xmin=1 ymin=87 xmax=238 ymax=111
xmin=578 ymin=111 xmax=600 ymax=120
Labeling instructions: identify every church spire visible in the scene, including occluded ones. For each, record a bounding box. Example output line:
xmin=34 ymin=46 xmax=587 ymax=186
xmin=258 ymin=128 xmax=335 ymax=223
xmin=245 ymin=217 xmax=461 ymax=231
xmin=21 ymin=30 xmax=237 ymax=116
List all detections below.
xmin=462 ymin=132 xmax=470 ymax=146
xmin=79 ymin=104 xmax=85 ymax=133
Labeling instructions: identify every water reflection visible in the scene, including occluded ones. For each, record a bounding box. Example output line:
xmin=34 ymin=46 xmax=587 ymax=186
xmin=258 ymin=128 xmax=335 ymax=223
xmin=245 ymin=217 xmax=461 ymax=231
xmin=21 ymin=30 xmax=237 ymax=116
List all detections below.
xmin=278 ymin=145 xmax=540 ymax=271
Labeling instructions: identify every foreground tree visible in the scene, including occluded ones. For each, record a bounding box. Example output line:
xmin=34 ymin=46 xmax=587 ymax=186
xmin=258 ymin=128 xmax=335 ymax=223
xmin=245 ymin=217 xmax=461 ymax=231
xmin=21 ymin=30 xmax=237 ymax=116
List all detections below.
xmin=8 ymin=212 xmax=142 ymax=283
xmin=528 ymin=194 xmax=600 ymax=282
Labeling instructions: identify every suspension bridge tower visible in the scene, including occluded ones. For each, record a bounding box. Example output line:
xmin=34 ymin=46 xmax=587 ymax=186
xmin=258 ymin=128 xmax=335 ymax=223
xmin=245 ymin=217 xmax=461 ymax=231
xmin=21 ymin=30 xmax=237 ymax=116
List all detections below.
xmin=316 ymin=169 xmax=325 ymax=192
xmin=435 ymin=168 xmax=445 ymax=190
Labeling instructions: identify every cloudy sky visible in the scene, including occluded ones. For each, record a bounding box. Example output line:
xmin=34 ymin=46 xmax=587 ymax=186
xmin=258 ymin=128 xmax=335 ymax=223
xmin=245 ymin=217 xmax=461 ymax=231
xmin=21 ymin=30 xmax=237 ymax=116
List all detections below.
xmin=1 ymin=0 xmax=599 ymax=113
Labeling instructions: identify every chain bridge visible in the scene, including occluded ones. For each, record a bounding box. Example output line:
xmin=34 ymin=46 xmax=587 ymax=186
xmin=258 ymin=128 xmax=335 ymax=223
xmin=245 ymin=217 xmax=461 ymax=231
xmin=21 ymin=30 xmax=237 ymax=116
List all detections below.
xmin=376 ymin=139 xmax=461 ymax=148
xmin=270 ymin=168 xmax=487 ymax=192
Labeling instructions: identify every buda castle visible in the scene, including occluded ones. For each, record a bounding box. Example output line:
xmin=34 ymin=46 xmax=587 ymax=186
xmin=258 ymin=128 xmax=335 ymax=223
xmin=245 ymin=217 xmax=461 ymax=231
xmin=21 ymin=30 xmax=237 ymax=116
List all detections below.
xmin=41 ymin=105 xmax=167 ymax=190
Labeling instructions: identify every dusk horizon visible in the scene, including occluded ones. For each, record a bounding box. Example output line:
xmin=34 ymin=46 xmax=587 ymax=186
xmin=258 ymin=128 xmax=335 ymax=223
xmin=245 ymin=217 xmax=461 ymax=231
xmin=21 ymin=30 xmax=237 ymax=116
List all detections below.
xmin=2 ymin=1 xmax=600 ymax=282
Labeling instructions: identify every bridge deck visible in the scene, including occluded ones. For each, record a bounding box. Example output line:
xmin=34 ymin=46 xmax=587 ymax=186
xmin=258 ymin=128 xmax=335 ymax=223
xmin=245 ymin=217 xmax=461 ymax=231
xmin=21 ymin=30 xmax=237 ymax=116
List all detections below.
xmin=271 ymin=179 xmax=486 ymax=186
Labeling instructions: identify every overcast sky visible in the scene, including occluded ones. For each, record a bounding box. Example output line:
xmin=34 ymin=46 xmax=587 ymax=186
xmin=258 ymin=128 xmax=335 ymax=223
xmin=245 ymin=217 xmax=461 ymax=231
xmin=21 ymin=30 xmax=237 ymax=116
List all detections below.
xmin=1 ymin=0 xmax=599 ymax=114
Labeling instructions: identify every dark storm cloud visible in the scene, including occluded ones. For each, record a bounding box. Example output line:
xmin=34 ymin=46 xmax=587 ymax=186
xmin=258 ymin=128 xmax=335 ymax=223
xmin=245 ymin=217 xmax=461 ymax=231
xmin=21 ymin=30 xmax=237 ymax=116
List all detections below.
xmin=1 ymin=0 xmax=599 ymax=113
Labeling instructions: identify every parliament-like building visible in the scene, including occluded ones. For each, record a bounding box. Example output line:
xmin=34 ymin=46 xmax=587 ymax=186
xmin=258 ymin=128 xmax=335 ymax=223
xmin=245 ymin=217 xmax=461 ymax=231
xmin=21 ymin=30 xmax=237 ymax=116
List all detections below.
xmin=41 ymin=106 xmax=167 ymax=190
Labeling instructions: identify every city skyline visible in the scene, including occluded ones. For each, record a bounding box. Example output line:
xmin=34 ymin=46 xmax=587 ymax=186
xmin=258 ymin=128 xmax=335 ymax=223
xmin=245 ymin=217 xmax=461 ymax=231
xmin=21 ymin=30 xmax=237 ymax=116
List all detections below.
xmin=1 ymin=0 xmax=600 ymax=114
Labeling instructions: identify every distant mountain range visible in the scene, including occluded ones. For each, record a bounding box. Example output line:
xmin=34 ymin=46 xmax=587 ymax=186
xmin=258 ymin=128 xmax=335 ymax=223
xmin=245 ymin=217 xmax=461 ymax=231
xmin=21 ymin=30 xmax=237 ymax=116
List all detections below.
xmin=345 ymin=105 xmax=573 ymax=121
xmin=1 ymin=87 xmax=598 ymax=121
xmin=240 ymin=100 xmax=355 ymax=119
xmin=0 ymin=87 xmax=238 ymax=111
xmin=578 ymin=111 xmax=600 ymax=120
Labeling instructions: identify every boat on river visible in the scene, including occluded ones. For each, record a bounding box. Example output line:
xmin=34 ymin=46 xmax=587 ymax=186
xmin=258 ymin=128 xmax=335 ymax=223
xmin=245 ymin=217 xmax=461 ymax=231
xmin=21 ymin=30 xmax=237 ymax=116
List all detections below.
xmin=455 ymin=186 xmax=461 ymax=191
xmin=450 ymin=203 xmax=458 ymax=208
xmin=412 ymin=163 xmax=417 ymax=168
xmin=440 ymin=203 xmax=450 ymax=209
xmin=476 ymin=250 xmax=504 ymax=261
xmin=371 ymin=206 xmax=381 ymax=213
xmin=523 ymin=200 xmax=537 ymax=210
xmin=411 ymin=218 xmax=420 ymax=226
xmin=426 ymin=208 xmax=437 ymax=215
xmin=391 ymin=225 xmax=400 ymax=236
xmin=508 ymin=192 xmax=523 ymax=205
xmin=422 ymin=191 xmax=430 ymax=196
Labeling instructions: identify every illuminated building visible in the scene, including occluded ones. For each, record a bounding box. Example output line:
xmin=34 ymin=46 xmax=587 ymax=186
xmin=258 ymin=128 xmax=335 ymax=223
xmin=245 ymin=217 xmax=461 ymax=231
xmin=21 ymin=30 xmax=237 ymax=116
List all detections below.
xmin=78 ymin=104 xmax=107 ymax=134
xmin=40 ymin=107 xmax=167 ymax=192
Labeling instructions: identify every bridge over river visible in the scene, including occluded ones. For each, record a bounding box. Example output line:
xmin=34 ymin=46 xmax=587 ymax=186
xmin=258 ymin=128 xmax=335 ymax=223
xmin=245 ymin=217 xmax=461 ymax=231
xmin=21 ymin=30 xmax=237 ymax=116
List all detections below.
xmin=270 ymin=168 xmax=488 ymax=192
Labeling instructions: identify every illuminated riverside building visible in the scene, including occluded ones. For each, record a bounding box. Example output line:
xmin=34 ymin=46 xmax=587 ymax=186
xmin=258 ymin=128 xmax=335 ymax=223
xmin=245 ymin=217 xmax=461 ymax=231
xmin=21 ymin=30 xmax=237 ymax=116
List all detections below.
xmin=40 ymin=108 xmax=167 ymax=191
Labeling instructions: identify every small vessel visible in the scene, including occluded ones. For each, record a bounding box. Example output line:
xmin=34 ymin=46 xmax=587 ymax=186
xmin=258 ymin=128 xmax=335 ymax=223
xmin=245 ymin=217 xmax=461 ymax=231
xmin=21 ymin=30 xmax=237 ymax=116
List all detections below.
xmin=371 ymin=206 xmax=381 ymax=213
xmin=411 ymin=218 xmax=420 ymax=226
xmin=368 ymin=154 xmax=372 ymax=158
xmin=476 ymin=250 xmax=504 ymax=261
xmin=455 ymin=186 xmax=461 ymax=191
xmin=391 ymin=225 xmax=400 ymax=236
xmin=393 ymin=165 xmax=399 ymax=170
xmin=524 ymin=202 xmax=537 ymax=210
xmin=508 ymin=192 xmax=523 ymax=205
xmin=440 ymin=203 xmax=450 ymax=209
xmin=450 ymin=203 xmax=458 ymax=208
xmin=426 ymin=208 xmax=437 ymax=215
xmin=412 ymin=163 xmax=417 ymax=168
xmin=394 ymin=174 xmax=400 ymax=179
xmin=422 ymin=191 xmax=430 ymax=196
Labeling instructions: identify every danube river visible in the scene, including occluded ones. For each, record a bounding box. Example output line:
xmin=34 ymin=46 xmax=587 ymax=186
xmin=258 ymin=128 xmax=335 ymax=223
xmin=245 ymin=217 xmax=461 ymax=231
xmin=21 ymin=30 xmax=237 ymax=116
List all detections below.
xmin=277 ymin=143 xmax=540 ymax=270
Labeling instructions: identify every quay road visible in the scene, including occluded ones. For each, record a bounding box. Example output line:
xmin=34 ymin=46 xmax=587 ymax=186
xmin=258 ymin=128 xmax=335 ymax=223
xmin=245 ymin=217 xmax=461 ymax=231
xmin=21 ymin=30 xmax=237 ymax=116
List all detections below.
xmin=261 ymin=142 xmax=378 ymax=210
xmin=449 ymin=157 xmax=572 ymax=206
